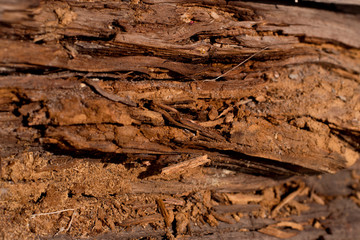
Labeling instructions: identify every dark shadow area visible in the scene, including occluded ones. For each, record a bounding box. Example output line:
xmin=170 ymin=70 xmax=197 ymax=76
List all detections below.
xmin=44 ymin=142 xmax=322 ymax=180
xmin=0 ymin=66 xmax=65 ymax=76
xmin=137 ymin=162 xmax=164 ymax=179
xmin=212 ymin=150 xmax=322 ymax=179
xmin=331 ymin=128 xmax=360 ymax=151
xmin=44 ymin=144 xmax=128 ymax=164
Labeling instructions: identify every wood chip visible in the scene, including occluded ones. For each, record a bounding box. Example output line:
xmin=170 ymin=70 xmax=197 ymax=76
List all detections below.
xmin=156 ymin=198 xmax=172 ymax=227
xmin=311 ymin=192 xmax=325 ymax=205
xmin=312 ymin=219 xmax=323 ymax=229
xmin=275 ymin=221 xmax=304 ymax=231
xmin=198 ymin=118 xmax=223 ymax=127
xmin=208 ymin=107 xmax=218 ymax=120
xmin=97 ymin=207 xmax=105 ymax=221
xmin=235 ymin=99 xmax=253 ymax=106
xmin=289 ymin=200 xmax=310 ymax=213
xmin=160 ymin=155 xmax=210 ymax=176
xmin=258 ymin=225 xmax=298 ymax=239
xmin=225 ymin=193 xmax=263 ymax=205
xmin=232 ymin=213 xmax=241 ymax=222
xmin=205 ymin=213 xmax=218 ymax=227
xmin=211 ymin=211 xmax=235 ymax=224
xmin=271 ymin=182 xmax=306 ymax=218
xmin=255 ymin=95 xmax=266 ymax=102
xmin=216 ymin=106 xmax=233 ymax=119
xmin=224 ymin=112 xmax=234 ymax=123
xmin=163 ymin=198 xmax=185 ymax=206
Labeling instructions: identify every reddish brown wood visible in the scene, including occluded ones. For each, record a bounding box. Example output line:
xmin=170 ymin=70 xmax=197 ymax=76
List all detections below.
xmin=0 ymin=0 xmax=359 ymax=239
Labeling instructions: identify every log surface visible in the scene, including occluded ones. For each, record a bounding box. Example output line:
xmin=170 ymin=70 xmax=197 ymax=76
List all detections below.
xmin=1 ymin=1 xmax=360 ymax=239
xmin=0 ymin=0 xmax=359 ymax=177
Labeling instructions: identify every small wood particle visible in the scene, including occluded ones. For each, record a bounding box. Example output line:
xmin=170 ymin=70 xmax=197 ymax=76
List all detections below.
xmin=205 ymin=213 xmax=218 ymax=227
xmin=208 ymin=107 xmax=218 ymax=120
xmin=211 ymin=211 xmax=235 ymax=224
xmin=311 ymin=192 xmax=325 ymax=205
xmin=275 ymin=221 xmax=304 ymax=231
xmin=258 ymin=225 xmax=298 ymax=239
xmin=106 ymin=218 xmax=116 ymax=231
xmin=232 ymin=213 xmax=241 ymax=222
xmin=225 ymin=192 xmax=263 ymax=205
xmin=92 ymin=219 xmax=102 ymax=232
xmin=198 ymin=118 xmax=223 ymax=127
xmin=313 ymin=219 xmax=323 ymax=229
xmin=175 ymin=212 xmax=189 ymax=235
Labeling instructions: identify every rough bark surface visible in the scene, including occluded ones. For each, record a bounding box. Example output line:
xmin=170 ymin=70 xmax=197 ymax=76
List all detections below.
xmin=1 ymin=0 xmax=359 ymax=175
xmin=0 ymin=0 xmax=359 ymax=239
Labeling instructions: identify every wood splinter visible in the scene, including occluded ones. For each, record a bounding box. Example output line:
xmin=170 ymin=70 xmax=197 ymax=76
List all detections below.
xmin=83 ymin=78 xmax=137 ymax=107
xmin=271 ymin=182 xmax=306 ymax=218
xmin=156 ymin=199 xmax=172 ymax=228
xmin=160 ymin=155 xmax=211 ymax=176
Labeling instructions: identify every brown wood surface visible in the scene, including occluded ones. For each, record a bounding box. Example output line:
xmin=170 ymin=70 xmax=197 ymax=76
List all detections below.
xmin=0 ymin=0 xmax=359 ymax=176
xmin=0 ymin=0 xmax=359 ymax=239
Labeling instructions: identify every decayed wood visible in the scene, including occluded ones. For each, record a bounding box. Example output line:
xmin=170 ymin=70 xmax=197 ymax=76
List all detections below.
xmin=0 ymin=0 xmax=359 ymax=178
xmin=160 ymin=155 xmax=210 ymax=176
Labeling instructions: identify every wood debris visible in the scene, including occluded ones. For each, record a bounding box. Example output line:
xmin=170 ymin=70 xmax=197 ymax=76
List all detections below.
xmin=311 ymin=192 xmax=325 ymax=205
xmin=160 ymin=155 xmax=210 ymax=176
xmin=225 ymin=192 xmax=263 ymax=205
xmin=198 ymin=118 xmax=224 ymax=128
xmin=211 ymin=211 xmax=235 ymax=224
xmin=258 ymin=225 xmax=299 ymax=239
xmin=175 ymin=212 xmax=189 ymax=235
xmin=258 ymin=221 xmax=304 ymax=239
xmin=0 ymin=0 xmax=360 ymax=239
xmin=84 ymin=79 xmax=137 ymax=107
xmin=207 ymin=107 xmax=218 ymax=120
xmin=275 ymin=221 xmax=304 ymax=231
xmin=312 ymin=219 xmax=323 ymax=229
xmin=205 ymin=213 xmax=218 ymax=227
xmin=271 ymin=182 xmax=306 ymax=218
xmin=156 ymin=199 xmax=172 ymax=228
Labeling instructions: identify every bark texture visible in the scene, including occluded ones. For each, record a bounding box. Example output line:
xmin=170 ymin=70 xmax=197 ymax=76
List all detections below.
xmin=1 ymin=0 xmax=359 ymax=176
xmin=1 ymin=0 xmax=360 ymax=239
